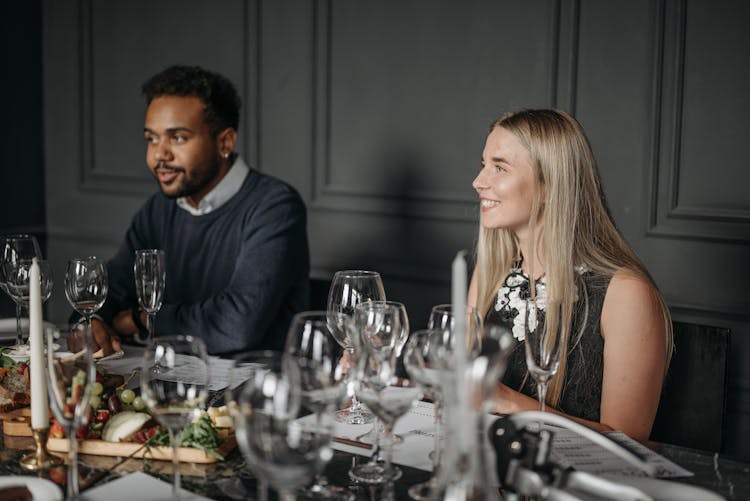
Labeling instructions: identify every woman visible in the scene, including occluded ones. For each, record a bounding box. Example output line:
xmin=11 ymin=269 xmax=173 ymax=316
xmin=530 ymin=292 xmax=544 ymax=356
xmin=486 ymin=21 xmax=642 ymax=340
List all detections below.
xmin=468 ymin=109 xmax=672 ymax=442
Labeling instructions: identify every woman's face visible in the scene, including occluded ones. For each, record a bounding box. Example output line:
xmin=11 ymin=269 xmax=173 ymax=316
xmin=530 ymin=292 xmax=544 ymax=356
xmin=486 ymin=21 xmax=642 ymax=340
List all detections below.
xmin=472 ymin=126 xmax=538 ymax=237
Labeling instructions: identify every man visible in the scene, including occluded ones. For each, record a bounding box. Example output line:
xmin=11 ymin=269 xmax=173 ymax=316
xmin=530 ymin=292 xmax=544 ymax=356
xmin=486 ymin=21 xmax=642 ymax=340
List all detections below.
xmin=90 ymin=65 xmax=309 ymax=355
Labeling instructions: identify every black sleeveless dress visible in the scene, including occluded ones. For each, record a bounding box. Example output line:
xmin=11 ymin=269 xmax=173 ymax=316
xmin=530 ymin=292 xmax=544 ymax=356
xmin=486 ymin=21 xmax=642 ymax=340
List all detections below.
xmin=484 ymin=265 xmax=611 ymax=422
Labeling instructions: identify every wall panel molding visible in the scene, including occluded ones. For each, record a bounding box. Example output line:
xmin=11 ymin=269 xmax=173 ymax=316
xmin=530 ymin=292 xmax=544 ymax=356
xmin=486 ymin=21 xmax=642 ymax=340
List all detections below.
xmin=75 ymin=0 xmax=259 ymax=196
xmin=648 ymin=0 xmax=750 ymax=243
xmin=308 ymin=0 xmax=577 ymax=222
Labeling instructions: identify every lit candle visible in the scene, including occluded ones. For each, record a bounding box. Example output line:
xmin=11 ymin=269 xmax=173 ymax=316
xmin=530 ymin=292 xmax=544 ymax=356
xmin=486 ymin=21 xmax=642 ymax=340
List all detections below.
xmin=29 ymin=257 xmax=49 ymax=429
xmin=451 ymin=250 xmax=469 ymax=445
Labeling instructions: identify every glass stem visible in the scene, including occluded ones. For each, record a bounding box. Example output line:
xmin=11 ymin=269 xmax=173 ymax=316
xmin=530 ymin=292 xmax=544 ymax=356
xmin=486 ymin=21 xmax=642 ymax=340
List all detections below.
xmin=147 ymin=312 xmax=155 ymax=341
xmin=432 ymin=399 xmax=442 ymax=471
xmin=538 ymin=382 xmax=547 ymax=412
xmin=369 ymin=419 xmax=383 ymax=464
xmin=170 ymin=428 xmax=181 ymax=498
xmin=382 ymin=422 xmax=395 ymax=476
xmin=15 ymin=303 xmax=23 ymax=345
xmin=67 ymin=426 xmax=80 ymax=499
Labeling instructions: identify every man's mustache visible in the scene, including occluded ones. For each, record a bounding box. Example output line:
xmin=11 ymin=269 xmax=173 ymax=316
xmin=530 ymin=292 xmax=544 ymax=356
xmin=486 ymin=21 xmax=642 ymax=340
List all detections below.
xmin=154 ymin=164 xmax=186 ymax=174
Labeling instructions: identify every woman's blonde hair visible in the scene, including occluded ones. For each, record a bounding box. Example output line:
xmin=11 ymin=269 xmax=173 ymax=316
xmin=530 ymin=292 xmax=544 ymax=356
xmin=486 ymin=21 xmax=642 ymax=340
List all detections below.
xmin=474 ymin=109 xmax=672 ymax=407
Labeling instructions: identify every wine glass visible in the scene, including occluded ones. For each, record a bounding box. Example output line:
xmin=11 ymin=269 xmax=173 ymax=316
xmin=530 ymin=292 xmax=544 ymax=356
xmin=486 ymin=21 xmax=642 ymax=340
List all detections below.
xmin=4 ymin=259 xmax=53 ymax=355
xmin=46 ymin=327 xmax=96 ymax=500
xmin=134 ymin=249 xmax=166 ymax=342
xmin=355 ymin=300 xmax=410 ymax=447
xmin=0 ymin=234 xmax=42 ymax=348
xmin=141 ymin=335 xmax=209 ymax=498
xmin=354 ymin=342 xmax=422 ymax=486
xmin=326 ymin=270 xmax=386 ymax=425
xmin=64 ymin=257 xmax=108 ymax=342
xmin=428 ymin=303 xmax=483 ymax=353
xmin=235 ymin=358 xmax=332 ymax=501
xmin=284 ymin=311 xmax=353 ymax=500
xmin=523 ymin=299 xmax=563 ymax=411
xmin=225 ymin=350 xmax=290 ymax=501
xmin=403 ymin=328 xmax=452 ymax=500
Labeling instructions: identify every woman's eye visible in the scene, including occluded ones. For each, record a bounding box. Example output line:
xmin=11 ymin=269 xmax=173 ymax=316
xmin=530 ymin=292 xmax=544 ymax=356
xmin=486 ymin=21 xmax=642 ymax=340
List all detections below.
xmin=144 ymin=136 xmax=158 ymax=144
xmin=495 ymin=164 xmax=506 ymax=172
xmin=174 ymin=135 xmax=186 ymax=143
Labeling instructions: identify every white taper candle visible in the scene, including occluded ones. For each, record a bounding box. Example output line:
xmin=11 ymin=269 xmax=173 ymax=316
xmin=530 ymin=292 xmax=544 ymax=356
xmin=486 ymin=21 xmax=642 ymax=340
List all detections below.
xmin=29 ymin=257 xmax=49 ymax=429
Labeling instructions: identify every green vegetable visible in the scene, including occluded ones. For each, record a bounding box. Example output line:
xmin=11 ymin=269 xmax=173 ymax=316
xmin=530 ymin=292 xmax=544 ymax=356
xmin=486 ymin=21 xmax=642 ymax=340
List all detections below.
xmin=0 ymin=354 xmax=18 ymax=369
xmin=147 ymin=414 xmax=223 ymax=460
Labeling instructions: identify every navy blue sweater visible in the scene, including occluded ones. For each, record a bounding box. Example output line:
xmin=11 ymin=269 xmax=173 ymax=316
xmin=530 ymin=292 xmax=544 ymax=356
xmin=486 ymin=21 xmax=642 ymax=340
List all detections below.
xmin=99 ymin=168 xmax=310 ymax=355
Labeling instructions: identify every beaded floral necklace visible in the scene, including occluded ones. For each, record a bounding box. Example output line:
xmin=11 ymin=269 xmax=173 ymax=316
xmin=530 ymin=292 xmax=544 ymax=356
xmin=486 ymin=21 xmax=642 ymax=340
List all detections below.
xmin=494 ymin=262 xmax=547 ymax=342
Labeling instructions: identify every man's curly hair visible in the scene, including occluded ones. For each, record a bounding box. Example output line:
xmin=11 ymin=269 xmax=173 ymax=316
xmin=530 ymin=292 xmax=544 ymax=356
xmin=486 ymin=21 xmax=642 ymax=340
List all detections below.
xmin=141 ymin=65 xmax=241 ymax=136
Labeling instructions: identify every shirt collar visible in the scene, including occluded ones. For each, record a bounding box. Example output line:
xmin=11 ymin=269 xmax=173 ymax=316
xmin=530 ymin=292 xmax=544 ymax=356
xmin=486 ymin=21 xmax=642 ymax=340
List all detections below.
xmin=176 ymin=156 xmax=249 ymax=216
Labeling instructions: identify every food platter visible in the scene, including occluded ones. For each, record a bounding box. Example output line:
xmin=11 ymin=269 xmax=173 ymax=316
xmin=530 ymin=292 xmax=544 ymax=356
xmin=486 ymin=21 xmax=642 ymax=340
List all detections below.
xmin=46 ymin=435 xmax=237 ymax=464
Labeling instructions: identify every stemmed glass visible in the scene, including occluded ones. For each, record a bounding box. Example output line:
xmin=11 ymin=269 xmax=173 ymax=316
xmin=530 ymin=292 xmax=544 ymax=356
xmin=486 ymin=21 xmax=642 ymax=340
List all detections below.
xmin=326 ymin=270 xmax=386 ymax=425
xmin=284 ymin=311 xmax=353 ymax=501
xmin=349 ymin=301 xmax=408 ymax=484
xmin=46 ymin=327 xmax=96 ymax=500
xmin=64 ymin=257 xmax=108 ymax=342
xmin=354 ymin=337 xmax=422 ymax=489
xmin=523 ymin=299 xmax=563 ymax=411
xmin=235 ymin=357 xmax=332 ymax=501
xmin=226 ymin=351 xmax=287 ymax=501
xmin=428 ymin=303 xmax=483 ymax=352
xmin=4 ymin=259 xmax=53 ymax=355
xmin=134 ymin=249 xmax=166 ymax=342
xmin=0 ymin=234 xmax=42 ymax=348
xmin=403 ymin=328 xmax=452 ymax=500
xmin=141 ymin=335 xmax=209 ymax=499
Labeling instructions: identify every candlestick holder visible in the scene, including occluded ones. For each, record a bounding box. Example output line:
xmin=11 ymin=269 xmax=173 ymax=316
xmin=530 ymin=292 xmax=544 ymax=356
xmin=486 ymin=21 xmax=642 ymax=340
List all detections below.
xmin=20 ymin=427 xmax=62 ymax=471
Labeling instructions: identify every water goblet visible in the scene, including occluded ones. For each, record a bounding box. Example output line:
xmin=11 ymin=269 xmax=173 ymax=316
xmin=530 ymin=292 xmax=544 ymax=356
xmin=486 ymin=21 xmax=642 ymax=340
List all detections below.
xmin=235 ymin=359 xmax=332 ymax=501
xmin=225 ymin=350 xmax=290 ymax=501
xmin=134 ymin=249 xmax=166 ymax=342
xmin=0 ymin=234 xmax=42 ymax=348
xmin=353 ymin=347 xmax=422 ymax=486
xmin=428 ymin=303 xmax=483 ymax=352
xmin=64 ymin=257 xmax=108 ymax=343
xmin=141 ymin=335 xmax=209 ymax=498
xmin=4 ymin=259 xmax=53 ymax=355
xmin=327 ymin=269 xmax=386 ymax=425
xmin=46 ymin=327 xmax=96 ymax=500
xmin=284 ymin=311 xmax=353 ymax=500
xmin=523 ymin=299 xmax=564 ymax=411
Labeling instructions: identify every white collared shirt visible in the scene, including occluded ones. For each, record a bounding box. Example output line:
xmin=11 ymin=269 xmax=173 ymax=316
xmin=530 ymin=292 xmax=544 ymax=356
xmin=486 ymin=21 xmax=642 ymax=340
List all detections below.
xmin=176 ymin=156 xmax=250 ymax=216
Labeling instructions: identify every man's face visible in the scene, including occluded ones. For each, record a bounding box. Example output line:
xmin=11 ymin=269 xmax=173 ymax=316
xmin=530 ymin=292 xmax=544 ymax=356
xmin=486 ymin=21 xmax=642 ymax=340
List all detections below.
xmin=143 ymin=95 xmax=226 ymax=205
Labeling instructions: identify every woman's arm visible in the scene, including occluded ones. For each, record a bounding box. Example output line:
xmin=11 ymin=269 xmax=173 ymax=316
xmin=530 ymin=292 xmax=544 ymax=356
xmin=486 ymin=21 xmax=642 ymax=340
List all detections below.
xmin=490 ymin=271 xmax=668 ymax=442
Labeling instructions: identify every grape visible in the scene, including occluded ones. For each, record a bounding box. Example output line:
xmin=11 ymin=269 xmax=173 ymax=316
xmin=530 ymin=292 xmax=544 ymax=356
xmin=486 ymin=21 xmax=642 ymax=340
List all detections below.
xmin=120 ymin=389 xmax=135 ymax=405
xmin=92 ymin=382 xmax=103 ymax=396
xmin=90 ymin=395 xmax=101 ymax=410
xmin=132 ymin=396 xmax=146 ymax=411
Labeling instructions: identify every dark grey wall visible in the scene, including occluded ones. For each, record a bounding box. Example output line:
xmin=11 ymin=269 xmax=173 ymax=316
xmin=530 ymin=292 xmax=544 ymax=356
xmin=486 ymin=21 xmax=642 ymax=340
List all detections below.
xmin=0 ymin=0 xmax=45 ymax=317
xmin=37 ymin=0 xmax=750 ymax=459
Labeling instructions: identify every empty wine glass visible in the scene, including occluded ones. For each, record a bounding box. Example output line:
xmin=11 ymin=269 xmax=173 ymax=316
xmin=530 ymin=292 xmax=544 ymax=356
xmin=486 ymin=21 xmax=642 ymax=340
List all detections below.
xmin=428 ymin=303 xmax=483 ymax=352
xmin=284 ymin=311 xmax=353 ymax=500
xmin=46 ymin=327 xmax=96 ymax=500
xmin=134 ymin=249 xmax=166 ymax=342
xmin=4 ymin=259 xmax=53 ymax=355
xmin=354 ymin=344 xmax=422 ymax=486
xmin=0 ymin=234 xmax=42 ymax=348
xmin=235 ymin=359 xmax=332 ymax=501
xmin=226 ymin=351 xmax=288 ymax=501
xmin=141 ymin=335 xmax=209 ymax=498
xmin=64 ymin=257 xmax=108 ymax=343
xmin=403 ymin=328 xmax=452 ymax=500
xmin=326 ymin=270 xmax=386 ymax=425
xmin=523 ymin=299 xmax=564 ymax=411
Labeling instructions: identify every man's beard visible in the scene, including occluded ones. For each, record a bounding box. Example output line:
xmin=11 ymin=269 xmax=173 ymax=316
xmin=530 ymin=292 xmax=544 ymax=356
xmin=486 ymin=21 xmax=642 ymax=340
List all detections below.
xmin=153 ymin=159 xmax=221 ymax=199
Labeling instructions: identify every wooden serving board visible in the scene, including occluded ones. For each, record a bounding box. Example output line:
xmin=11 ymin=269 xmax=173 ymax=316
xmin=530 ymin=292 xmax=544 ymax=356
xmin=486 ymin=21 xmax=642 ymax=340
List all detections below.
xmin=1 ymin=407 xmax=32 ymax=436
xmin=46 ymin=435 xmax=236 ymax=464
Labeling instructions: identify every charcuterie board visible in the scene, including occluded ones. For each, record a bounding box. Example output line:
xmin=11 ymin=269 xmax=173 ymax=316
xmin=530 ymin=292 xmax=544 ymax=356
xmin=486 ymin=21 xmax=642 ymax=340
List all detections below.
xmin=46 ymin=435 xmax=236 ymax=464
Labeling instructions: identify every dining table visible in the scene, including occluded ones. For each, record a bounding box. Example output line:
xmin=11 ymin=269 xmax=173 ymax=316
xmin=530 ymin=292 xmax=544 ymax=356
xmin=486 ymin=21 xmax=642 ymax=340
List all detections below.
xmin=2 ymin=341 xmax=750 ymax=500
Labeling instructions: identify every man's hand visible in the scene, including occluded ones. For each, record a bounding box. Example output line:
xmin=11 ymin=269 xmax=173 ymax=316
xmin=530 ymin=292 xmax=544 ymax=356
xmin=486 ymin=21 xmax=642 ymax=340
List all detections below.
xmin=112 ymin=309 xmax=139 ymax=336
xmin=89 ymin=318 xmax=122 ymax=356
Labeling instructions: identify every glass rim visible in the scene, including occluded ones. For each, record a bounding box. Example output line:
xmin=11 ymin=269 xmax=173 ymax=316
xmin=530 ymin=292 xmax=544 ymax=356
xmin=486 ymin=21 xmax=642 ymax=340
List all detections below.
xmin=332 ymin=269 xmax=381 ymax=278
xmin=135 ymin=248 xmax=165 ymax=256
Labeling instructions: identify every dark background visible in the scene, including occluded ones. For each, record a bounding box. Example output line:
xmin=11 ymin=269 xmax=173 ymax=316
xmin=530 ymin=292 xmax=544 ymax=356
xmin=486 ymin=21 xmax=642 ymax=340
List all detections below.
xmin=2 ymin=1 xmax=748 ymax=460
